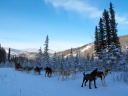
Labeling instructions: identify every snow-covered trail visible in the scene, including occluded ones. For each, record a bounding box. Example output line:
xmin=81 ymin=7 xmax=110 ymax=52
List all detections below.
xmin=0 ymin=68 xmax=128 ymax=96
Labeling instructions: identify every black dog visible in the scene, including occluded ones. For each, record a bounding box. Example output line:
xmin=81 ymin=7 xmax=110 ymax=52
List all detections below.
xmin=34 ymin=66 xmax=42 ymax=75
xmin=81 ymin=68 xmax=98 ymax=89
xmin=44 ymin=67 xmax=52 ymax=77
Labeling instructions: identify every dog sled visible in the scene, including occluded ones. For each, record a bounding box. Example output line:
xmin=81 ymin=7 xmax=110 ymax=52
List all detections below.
xmin=15 ymin=63 xmax=23 ymax=71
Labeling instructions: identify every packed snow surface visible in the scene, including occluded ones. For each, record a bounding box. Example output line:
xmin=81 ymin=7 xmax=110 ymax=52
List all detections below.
xmin=0 ymin=68 xmax=128 ymax=96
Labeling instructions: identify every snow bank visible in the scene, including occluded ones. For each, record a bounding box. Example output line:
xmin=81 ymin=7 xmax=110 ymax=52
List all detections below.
xmin=0 ymin=68 xmax=128 ymax=96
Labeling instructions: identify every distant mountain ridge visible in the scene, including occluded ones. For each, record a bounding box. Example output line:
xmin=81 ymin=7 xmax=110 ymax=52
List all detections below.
xmin=4 ymin=35 xmax=128 ymax=59
xmin=4 ymin=48 xmax=55 ymax=59
xmin=57 ymin=35 xmax=128 ymax=57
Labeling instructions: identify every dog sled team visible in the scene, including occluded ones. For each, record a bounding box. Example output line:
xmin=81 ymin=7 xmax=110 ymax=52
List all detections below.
xmin=15 ymin=63 xmax=111 ymax=89
xmin=15 ymin=63 xmax=78 ymax=80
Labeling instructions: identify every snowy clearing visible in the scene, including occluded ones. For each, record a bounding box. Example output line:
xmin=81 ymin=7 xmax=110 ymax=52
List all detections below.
xmin=0 ymin=68 xmax=128 ymax=96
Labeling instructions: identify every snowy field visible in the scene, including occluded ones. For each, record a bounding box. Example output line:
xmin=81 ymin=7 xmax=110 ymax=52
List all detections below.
xmin=0 ymin=68 xmax=128 ymax=96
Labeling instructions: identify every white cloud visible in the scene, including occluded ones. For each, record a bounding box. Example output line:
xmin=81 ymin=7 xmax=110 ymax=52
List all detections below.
xmin=45 ymin=0 xmax=102 ymax=18
xmin=45 ymin=0 xmax=128 ymax=24
xmin=116 ymin=15 xmax=128 ymax=24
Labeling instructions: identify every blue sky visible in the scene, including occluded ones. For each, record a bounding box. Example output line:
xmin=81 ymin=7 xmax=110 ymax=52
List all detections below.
xmin=0 ymin=0 xmax=128 ymax=52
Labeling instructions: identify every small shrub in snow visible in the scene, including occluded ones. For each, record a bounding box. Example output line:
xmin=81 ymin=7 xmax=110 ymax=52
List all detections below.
xmin=112 ymin=72 xmax=128 ymax=84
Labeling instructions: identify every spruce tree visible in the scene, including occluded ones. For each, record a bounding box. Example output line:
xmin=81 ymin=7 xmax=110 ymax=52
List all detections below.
xmin=43 ymin=35 xmax=50 ymax=67
xmin=108 ymin=2 xmax=124 ymax=70
xmin=94 ymin=26 xmax=99 ymax=56
xmin=74 ymin=52 xmax=80 ymax=68
xmin=60 ymin=54 xmax=65 ymax=71
xmin=36 ymin=47 xmax=43 ymax=67
xmin=99 ymin=18 xmax=106 ymax=50
xmin=94 ymin=2 xmax=124 ymax=70
xmin=0 ymin=47 xmax=6 ymax=63
xmin=8 ymin=48 xmax=11 ymax=62
xmin=109 ymin=2 xmax=121 ymax=49
xmin=97 ymin=18 xmax=107 ymax=60
xmin=68 ymin=48 xmax=74 ymax=69
xmin=52 ymin=52 xmax=58 ymax=69
xmin=102 ymin=9 xmax=111 ymax=49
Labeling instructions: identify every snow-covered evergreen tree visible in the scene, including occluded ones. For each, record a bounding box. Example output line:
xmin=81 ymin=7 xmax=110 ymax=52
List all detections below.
xmin=74 ymin=52 xmax=80 ymax=69
xmin=52 ymin=52 xmax=58 ymax=69
xmin=8 ymin=48 xmax=11 ymax=62
xmin=94 ymin=2 xmax=123 ymax=70
xmin=107 ymin=2 xmax=123 ymax=70
xmin=43 ymin=35 xmax=50 ymax=68
xmin=109 ymin=2 xmax=120 ymax=49
xmin=36 ymin=47 xmax=43 ymax=67
xmin=68 ymin=48 xmax=74 ymax=69
xmin=59 ymin=54 xmax=66 ymax=71
xmin=0 ymin=45 xmax=6 ymax=64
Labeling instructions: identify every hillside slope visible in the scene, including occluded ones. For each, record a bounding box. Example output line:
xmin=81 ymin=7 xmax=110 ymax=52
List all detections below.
xmin=57 ymin=35 xmax=128 ymax=57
